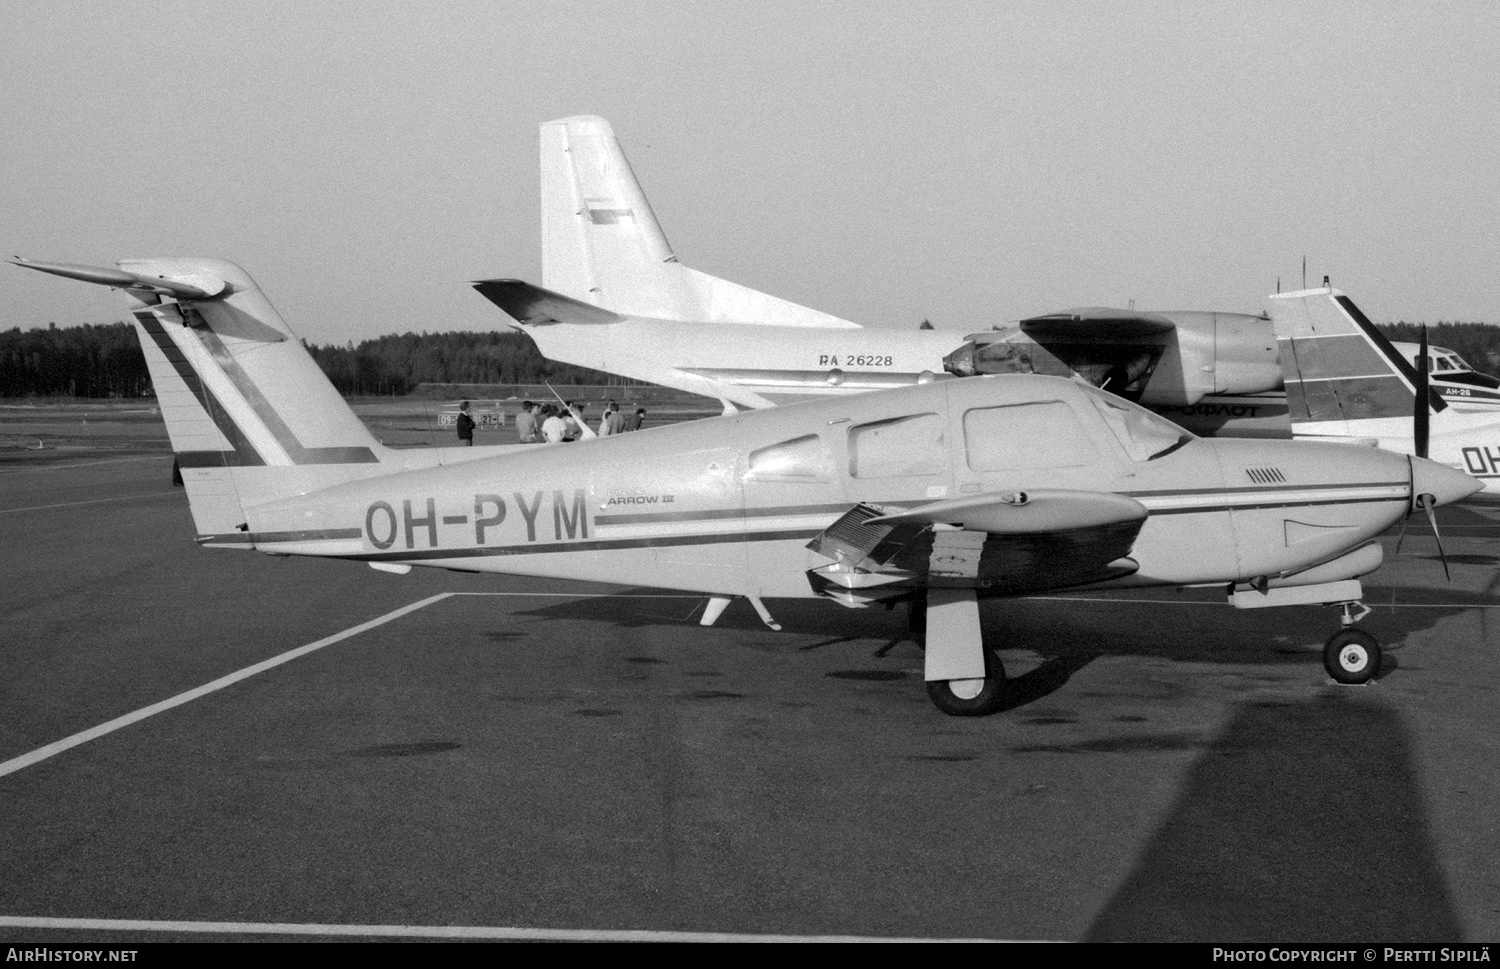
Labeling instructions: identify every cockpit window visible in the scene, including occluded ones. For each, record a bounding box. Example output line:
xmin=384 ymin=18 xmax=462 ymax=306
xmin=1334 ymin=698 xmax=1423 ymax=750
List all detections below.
xmin=1084 ymin=388 xmax=1193 ymax=461
xmin=747 ymin=434 xmax=834 ymax=482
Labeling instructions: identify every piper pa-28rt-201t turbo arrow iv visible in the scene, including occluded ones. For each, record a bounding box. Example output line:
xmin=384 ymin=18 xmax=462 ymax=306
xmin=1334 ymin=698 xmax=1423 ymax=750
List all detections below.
xmin=12 ymin=257 xmax=1481 ymax=715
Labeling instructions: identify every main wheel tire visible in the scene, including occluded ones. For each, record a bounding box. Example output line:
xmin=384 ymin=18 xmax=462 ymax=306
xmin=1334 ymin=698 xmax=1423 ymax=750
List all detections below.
xmin=926 ymin=652 xmax=1007 ymax=716
xmin=1323 ymin=628 xmax=1381 ymax=684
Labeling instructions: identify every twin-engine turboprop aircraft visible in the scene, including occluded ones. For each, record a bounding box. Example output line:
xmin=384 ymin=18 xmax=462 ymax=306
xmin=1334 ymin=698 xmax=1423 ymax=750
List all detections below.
xmin=475 ymin=115 xmax=1282 ymax=421
xmin=12 ymin=257 xmax=1481 ymax=713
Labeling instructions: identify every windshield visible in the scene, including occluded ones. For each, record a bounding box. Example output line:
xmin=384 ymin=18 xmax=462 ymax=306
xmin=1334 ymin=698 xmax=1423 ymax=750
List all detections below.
xmin=1080 ymin=385 xmax=1193 ymax=461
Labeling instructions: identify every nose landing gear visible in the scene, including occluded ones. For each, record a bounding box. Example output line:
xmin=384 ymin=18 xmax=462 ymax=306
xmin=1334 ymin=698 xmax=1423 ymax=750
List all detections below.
xmin=1325 ymin=600 xmax=1380 ymax=684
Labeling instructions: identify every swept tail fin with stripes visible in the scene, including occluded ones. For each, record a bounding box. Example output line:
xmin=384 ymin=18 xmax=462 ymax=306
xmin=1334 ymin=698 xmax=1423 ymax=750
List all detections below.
xmin=9 ymin=257 xmax=475 ymax=544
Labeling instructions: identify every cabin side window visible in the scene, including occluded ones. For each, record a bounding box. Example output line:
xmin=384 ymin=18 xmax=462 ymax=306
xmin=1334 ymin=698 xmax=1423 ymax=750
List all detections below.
xmin=747 ymin=434 xmax=835 ymax=482
xmin=848 ymin=413 xmax=945 ymax=478
xmin=962 ymin=401 xmax=1093 ymax=471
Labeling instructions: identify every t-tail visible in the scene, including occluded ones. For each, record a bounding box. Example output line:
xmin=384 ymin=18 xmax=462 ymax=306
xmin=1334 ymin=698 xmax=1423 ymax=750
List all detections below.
xmin=10 ymin=256 xmax=414 ymax=547
xmin=540 ymin=115 xmax=860 ymax=328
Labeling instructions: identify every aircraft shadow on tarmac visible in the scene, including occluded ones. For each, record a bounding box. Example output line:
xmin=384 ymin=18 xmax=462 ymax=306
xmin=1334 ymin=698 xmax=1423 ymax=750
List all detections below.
xmin=517 ymin=580 xmax=1494 ymax=714
xmin=1084 ymin=696 xmax=1462 ymax=942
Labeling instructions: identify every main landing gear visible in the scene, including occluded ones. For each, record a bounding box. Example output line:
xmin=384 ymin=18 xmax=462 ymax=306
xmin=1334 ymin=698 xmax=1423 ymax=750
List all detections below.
xmin=1324 ymin=600 xmax=1380 ymax=685
xmin=916 ymin=589 xmax=1008 ymax=716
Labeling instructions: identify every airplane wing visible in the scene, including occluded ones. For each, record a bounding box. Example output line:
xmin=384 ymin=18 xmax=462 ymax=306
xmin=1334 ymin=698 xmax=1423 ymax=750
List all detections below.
xmin=806 ymin=490 xmax=1147 ymax=605
xmin=1015 ymin=307 xmax=1178 ymax=341
xmin=948 ymin=308 xmax=1179 ymax=395
xmin=473 ymin=279 xmax=625 ymax=327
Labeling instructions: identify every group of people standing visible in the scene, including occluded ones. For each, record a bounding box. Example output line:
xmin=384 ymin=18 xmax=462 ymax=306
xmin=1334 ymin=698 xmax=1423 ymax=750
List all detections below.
xmin=511 ymin=399 xmax=647 ymax=444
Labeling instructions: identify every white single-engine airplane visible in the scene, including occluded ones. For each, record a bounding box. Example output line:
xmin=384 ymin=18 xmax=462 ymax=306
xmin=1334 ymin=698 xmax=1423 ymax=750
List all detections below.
xmin=475 ymin=115 xmax=1282 ymax=420
xmin=13 ymin=257 xmax=1481 ymax=712
xmin=1269 ymin=286 xmax=1500 ymax=498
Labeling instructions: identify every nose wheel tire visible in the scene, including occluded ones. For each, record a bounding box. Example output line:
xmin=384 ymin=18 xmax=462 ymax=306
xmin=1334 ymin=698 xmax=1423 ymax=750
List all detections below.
xmin=926 ymin=652 xmax=1007 ymax=716
xmin=1323 ymin=628 xmax=1381 ymax=684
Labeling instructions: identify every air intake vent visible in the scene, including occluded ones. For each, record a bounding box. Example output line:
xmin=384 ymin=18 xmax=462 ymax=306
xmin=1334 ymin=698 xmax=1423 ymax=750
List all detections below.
xmin=1246 ymin=467 xmax=1287 ymax=485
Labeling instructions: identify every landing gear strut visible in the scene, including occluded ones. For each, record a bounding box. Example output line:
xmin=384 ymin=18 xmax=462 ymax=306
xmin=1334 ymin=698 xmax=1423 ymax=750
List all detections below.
xmin=1324 ymin=600 xmax=1380 ymax=684
xmin=921 ymin=588 xmax=1007 ymax=716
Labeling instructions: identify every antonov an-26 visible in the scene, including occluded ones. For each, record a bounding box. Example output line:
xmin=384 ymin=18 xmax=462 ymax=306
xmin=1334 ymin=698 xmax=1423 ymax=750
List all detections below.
xmin=13 ymin=256 xmax=1480 ymax=715
xmin=476 ymin=115 xmax=1282 ymax=429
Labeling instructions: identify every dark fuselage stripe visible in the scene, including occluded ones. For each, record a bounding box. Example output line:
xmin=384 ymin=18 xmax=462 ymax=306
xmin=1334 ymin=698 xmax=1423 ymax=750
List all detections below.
xmin=1119 ymin=481 xmax=1406 ymax=499
xmin=335 ymin=528 xmax=824 ymax=562
xmin=596 ymin=502 xmax=852 ymax=525
xmin=1144 ymin=495 xmax=1404 ymax=515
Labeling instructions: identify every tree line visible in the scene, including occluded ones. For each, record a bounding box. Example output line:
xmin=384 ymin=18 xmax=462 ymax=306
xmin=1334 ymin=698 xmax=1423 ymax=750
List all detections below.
xmin=1376 ymin=321 xmax=1500 ymax=372
xmin=302 ymin=330 xmax=640 ymax=395
xmin=0 ymin=324 xmax=637 ymax=397
xmin=3 ymin=318 xmax=1498 ymax=398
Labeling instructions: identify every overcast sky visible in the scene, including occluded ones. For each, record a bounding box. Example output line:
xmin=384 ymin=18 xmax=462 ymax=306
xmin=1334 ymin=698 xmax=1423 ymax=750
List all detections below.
xmin=3 ymin=0 xmax=1497 ymax=344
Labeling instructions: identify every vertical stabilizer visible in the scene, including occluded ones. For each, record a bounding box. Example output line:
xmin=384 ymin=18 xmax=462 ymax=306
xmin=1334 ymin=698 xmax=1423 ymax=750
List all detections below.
xmin=12 ymin=257 xmax=390 ymax=545
xmin=540 ymin=115 xmax=860 ymax=328
xmin=1267 ymin=287 xmax=1444 ymax=426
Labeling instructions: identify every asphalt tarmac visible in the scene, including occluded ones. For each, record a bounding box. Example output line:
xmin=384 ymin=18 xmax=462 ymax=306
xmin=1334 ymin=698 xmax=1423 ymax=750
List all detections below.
xmin=3 ymin=441 xmax=1500 ymax=942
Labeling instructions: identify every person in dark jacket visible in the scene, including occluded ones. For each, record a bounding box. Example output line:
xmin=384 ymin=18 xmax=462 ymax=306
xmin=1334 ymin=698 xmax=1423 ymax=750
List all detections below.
xmin=456 ymin=401 xmax=475 ymax=446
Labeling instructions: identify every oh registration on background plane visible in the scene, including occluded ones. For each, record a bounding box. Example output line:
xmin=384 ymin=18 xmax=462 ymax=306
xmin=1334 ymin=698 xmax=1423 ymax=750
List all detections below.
xmin=13 ymin=257 xmax=1479 ymax=714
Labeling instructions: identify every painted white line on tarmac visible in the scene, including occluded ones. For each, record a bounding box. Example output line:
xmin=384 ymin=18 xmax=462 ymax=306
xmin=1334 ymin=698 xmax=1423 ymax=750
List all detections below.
xmin=0 ymin=455 xmax=165 ymax=475
xmin=1033 ymin=595 xmax=1500 ymax=608
xmin=450 ymin=591 xmax=705 ymax=597
xmin=0 ymin=915 xmax=1015 ymax=942
xmin=0 ymin=491 xmax=180 ymax=515
xmin=0 ymin=594 xmax=453 ymax=780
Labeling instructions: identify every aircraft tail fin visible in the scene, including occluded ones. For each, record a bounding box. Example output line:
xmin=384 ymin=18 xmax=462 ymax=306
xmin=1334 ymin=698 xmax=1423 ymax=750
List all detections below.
xmin=1266 ymin=287 xmax=1446 ymax=426
xmin=10 ymin=257 xmax=388 ymax=545
xmin=540 ymin=115 xmax=860 ymax=328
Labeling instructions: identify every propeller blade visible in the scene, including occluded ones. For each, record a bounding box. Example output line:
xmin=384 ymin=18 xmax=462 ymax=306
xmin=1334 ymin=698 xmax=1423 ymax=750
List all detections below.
xmin=1419 ymin=494 xmax=1451 ymax=581
xmin=1414 ymin=325 xmax=1431 ymax=459
xmin=1394 ymin=505 xmax=1411 ymax=556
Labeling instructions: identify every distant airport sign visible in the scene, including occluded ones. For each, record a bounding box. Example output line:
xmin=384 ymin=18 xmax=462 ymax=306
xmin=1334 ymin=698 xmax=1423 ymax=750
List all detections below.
xmin=438 ymin=403 xmax=504 ymax=430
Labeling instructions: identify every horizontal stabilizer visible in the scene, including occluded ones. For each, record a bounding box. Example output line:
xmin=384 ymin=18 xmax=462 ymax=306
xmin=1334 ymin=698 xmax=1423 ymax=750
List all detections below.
xmin=472 ymin=279 xmax=625 ymax=327
xmin=868 ymin=489 xmax=1148 ymax=535
xmin=10 ymin=256 xmax=228 ymax=300
xmin=1017 ymin=307 xmax=1177 ymax=341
